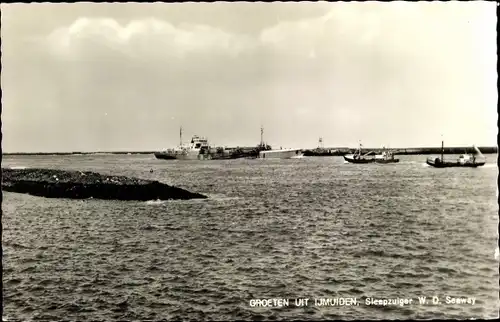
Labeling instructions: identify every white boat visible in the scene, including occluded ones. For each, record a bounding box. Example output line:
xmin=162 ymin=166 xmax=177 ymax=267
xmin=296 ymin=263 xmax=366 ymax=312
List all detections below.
xmin=258 ymin=148 xmax=304 ymax=159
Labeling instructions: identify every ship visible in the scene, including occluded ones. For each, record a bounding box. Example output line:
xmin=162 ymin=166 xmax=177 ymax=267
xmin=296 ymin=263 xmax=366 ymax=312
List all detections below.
xmin=198 ymin=146 xmax=247 ymax=160
xmin=155 ymin=126 xmax=272 ymax=161
xmin=254 ymin=126 xmax=302 ymax=159
xmin=258 ymin=148 xmax=304 ymax=159
xmin=425 ymin=141 xmax=486 ymax=168
xmin=154 ymin=127 xmax=210 ymax=160
xmin=198 ymin=126 xmax=273 ymax=160
xmin=218 ymin=145 xmax=271 ymax=160
xmin=343 ymin=143 xmax=399 ymax=164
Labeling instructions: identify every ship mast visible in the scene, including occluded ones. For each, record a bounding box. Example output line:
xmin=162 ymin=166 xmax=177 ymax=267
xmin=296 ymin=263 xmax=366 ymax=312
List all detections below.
xmin=441 ymin=140 xmax=444 ymax=161
xmin=180 ymin=126 xmax=183 ymax=146
xmin=260 ymin=125 xmax=264 ymax=147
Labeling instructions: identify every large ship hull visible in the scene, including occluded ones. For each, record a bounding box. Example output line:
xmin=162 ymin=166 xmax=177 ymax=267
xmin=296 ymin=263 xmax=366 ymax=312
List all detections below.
xmin=154 ymin=150 xmax=200 ymax=160
xmin=258 ymin=149 xmax=304 ymax=159
xmin=155 ymin=148 xmax=262 ymax=161
xmin=154 ymin=152 xmax=177 ymax=160
xmin=426 ymin=158 xmax=485 ymax=168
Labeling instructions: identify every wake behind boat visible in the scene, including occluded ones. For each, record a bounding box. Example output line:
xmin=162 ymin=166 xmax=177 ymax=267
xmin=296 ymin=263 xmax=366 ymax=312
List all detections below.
xmin=343 ymin=144 xmax=399 ymax=164
xmin=426 ymin=142 xmax=486 ymax=168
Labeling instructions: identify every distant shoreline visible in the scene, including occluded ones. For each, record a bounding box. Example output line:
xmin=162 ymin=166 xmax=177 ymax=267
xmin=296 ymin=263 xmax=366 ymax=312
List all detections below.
xmin=2 ymin=146 xmax=498 ymax=156
xmin=2 ymin=151 xmax=157 ymax=156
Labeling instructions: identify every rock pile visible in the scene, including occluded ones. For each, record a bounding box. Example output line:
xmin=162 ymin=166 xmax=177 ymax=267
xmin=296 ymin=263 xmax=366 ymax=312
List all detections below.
xmin=2 ymin=168 xmax=207 ymax=201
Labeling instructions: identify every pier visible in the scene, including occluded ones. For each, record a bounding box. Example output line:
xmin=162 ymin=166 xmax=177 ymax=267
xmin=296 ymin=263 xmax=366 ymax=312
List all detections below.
xmin=303 ymin=146 xmax=498 ymax=157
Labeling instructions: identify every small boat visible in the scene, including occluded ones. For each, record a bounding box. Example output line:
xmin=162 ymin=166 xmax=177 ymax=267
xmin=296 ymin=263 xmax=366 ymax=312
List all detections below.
xmin=426 ymin=142 xmax=486 ymax=168
xmin=343 ymin=144 xmax=399 ymax=164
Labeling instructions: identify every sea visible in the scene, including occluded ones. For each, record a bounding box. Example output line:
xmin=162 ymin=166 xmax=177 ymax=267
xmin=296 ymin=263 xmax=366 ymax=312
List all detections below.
xmin=2 ymin=154 xmax=499 ymax=320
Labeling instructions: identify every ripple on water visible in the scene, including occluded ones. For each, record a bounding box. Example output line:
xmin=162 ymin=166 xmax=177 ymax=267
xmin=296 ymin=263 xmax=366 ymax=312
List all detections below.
xmin=2 ymin=154 xmax=499 ymax=320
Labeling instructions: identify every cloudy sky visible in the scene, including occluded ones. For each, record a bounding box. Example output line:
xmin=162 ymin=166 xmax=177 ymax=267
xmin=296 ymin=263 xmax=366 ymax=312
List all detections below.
xmin=1 ymin=1 xmax=497 ymax=152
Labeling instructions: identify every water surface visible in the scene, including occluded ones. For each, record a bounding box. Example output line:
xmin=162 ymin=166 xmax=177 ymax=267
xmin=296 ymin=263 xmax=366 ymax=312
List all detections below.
xmin=2 ymin=154 xmax=499 ymax=320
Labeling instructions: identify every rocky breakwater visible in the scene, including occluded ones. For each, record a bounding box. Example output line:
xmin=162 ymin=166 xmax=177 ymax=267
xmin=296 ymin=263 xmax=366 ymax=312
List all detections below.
xmin=1 ymin=168 xmax=207 ymax=201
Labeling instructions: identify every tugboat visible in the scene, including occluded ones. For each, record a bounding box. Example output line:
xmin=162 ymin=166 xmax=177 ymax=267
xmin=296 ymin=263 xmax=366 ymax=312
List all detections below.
xmin=343 ymin=143 xmax=399 ymax=164
xmin=426 ymin=141 xmax=486 ymax=168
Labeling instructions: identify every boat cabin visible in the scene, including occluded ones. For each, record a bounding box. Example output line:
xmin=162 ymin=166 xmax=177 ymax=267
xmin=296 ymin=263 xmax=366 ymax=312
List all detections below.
xmin=372 ymin=150 xmax=395 ymax=160
xmin=190 ymin=135 xmax=209 ymax=149
xmin=458 ymin=154 xmax=476 ymax=164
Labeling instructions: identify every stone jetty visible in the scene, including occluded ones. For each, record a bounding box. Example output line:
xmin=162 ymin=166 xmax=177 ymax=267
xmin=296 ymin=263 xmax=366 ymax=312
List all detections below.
xmin=1 ymin=168 xmax=207 ymax=201
xmin=303 ymin=146 xmax=498 ymax=157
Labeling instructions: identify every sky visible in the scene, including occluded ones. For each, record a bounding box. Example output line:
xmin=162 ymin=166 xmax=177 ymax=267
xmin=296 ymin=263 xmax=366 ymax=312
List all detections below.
xmin=1 ymin=1 xmax=497 ymax=152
